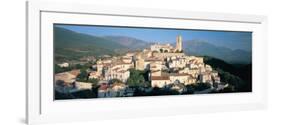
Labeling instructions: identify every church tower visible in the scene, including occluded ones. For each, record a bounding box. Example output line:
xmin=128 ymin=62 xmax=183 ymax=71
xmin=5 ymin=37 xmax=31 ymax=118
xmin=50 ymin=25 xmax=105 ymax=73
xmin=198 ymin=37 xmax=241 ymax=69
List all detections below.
xmin=97 ymin=59 xmax=103 ymax=75
xmin=176 ymin=35 xmax=183 ymax=52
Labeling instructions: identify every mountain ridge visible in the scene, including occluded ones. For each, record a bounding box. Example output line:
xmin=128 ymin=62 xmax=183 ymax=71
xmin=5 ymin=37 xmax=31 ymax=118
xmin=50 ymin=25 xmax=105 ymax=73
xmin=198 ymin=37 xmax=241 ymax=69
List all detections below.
xmin=182 ymin=40 xmax=251 ymax=64
xmin=103 ymin=35 xmax=151 ymax=49
xmin=54 ymin=27 xmax=251 ymax=64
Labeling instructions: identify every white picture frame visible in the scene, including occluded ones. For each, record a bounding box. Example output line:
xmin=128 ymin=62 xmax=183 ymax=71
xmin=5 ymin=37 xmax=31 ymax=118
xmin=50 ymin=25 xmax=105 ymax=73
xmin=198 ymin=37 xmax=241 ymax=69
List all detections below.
xmin=26 ymin=1 xmax=267 ymax=124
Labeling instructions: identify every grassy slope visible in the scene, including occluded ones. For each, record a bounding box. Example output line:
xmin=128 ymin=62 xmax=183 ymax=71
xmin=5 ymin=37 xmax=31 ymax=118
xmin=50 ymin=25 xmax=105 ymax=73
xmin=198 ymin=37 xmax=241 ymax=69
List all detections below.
xmin=54 ymin=27 xmax=127 ymax=62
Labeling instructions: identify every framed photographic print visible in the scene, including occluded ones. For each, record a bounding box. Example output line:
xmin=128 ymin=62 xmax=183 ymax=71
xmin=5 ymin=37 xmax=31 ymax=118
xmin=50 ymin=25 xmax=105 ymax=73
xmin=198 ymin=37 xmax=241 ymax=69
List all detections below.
xmin=26 ymin=1 xmax=267 ymax=124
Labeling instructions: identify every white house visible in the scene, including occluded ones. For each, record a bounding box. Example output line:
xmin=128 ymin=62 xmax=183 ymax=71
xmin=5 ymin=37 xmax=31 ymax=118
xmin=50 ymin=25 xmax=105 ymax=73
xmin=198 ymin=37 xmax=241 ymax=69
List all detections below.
xmin=151 ymin=76 xmax=171 ymax=88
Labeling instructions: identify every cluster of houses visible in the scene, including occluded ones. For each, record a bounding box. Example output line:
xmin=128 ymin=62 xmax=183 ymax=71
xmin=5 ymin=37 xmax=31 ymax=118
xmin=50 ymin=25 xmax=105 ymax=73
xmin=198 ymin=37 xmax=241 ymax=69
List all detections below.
xmin=55 ymin=35 xmax=222 ymax=98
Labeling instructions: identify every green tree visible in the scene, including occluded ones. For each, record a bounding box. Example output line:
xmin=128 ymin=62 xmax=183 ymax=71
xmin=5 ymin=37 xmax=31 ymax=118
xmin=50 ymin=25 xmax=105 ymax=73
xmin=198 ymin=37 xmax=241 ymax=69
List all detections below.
xmin=160 ymin=49 xmax=163 ymax=53
xmin=77 ymin=69 xmax=88 ymax=82
xmin=185 ymin=85 xmax=195 ymax=94
xmin=127 ymin=69 xmax=146 ymax=87
xmin=71 ymin=90 xmax=97 ymax=98
xmin=74 ymin=64 xmax=83 ymax=69
xmin=91 ymin=83 xmax=100 ymax=96
xmin=88 ymin=78 xmax=99 ymax=84
xmin=109 ymin=79 xmax=123 ymax=84
xmin=193 ymin=83 xmax=211 ymax=91
xmin=54 ymin=64 xmax=71 ymax=73
xmin=216 ymin=68 xmax=245 ymax=91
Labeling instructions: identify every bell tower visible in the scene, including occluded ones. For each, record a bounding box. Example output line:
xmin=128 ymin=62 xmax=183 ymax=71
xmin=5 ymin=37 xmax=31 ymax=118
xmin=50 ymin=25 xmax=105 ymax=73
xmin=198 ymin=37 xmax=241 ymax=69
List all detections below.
xmin=176 ymin=35 xmax=183 ymax=52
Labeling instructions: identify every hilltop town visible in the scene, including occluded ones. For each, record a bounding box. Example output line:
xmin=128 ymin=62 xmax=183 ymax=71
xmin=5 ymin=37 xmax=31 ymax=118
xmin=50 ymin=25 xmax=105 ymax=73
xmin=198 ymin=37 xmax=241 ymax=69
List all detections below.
xmin=55 ymin=35 xmax=229 ymax=99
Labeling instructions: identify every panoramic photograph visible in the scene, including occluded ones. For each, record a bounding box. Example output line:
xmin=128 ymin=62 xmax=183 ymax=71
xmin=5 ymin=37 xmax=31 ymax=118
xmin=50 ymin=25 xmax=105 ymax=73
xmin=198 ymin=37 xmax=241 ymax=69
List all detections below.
xmin=54 ymin=24 xmax=252 ymax=100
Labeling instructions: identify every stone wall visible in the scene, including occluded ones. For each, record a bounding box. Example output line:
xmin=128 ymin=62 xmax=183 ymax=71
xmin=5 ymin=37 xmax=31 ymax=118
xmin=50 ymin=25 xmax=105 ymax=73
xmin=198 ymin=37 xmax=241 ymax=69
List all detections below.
xmin=153 ymin=52 xmax=185 ymax=58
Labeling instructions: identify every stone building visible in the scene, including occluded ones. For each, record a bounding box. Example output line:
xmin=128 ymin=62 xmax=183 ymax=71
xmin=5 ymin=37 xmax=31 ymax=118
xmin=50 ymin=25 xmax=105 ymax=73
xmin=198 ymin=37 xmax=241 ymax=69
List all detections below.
xmin=97 ymin=83 xmax=127 ymax=98
xmin=175 ymin=35 xmax=183 ymax=52
xmin=151 ymin=76 xmax=171 ymax=88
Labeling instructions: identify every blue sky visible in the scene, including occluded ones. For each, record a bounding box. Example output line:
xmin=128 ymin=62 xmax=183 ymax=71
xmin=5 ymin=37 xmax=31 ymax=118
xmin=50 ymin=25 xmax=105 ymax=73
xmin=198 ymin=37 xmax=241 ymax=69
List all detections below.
xmin=55 ymin=24 xmax=252 ymax=52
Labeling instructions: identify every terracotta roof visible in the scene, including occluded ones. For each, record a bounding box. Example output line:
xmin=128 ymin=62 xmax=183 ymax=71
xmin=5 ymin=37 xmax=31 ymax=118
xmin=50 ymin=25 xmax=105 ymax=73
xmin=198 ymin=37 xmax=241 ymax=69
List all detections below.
xmin=112 ymin=82 xmax=126 ymax=87
xmin=112 ymin=67 xmax=120 ymax=71
xmin=151 ymin=70 xmax=161 ymax=73
xmin=115 ymin=61 xmax=132 ymax=65
xmin=151 ymin=76 xmax=170 ymax=80
xmin=117 ymin=70 xmax=128 ymax=73
xmin=214 ymin=77 xmax=220 ymax=80
xmin=150 ymin=66 xmax=157 ymax=68
xmin=145 ymin=57 xmax=162 ymax=62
